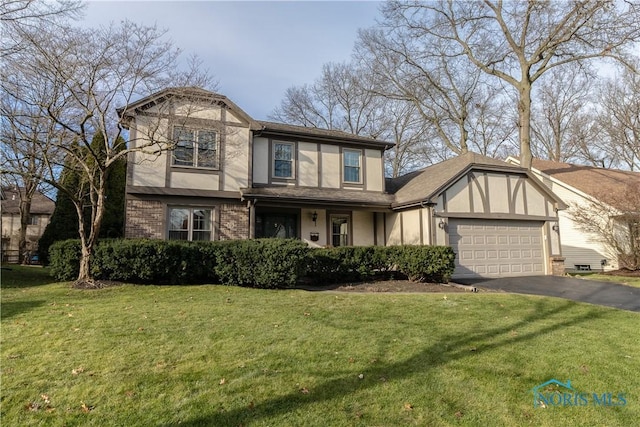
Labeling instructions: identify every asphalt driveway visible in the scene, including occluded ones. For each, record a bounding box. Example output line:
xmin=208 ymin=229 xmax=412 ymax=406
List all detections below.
xmin=454 ymin=276 xmax=640 ymax=312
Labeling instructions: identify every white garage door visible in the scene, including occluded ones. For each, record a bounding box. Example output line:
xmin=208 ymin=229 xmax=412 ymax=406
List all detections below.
xmin=449 ymin=219 xmax=545 ymax=278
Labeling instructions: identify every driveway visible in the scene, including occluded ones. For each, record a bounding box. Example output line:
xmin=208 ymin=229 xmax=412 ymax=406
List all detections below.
xmin=454 ymin=276 xmax=640 ymax=312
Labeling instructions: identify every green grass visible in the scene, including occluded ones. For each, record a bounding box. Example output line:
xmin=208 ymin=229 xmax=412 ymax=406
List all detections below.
xmin=572 ymin=273 xmax=640 ymax=288
xmin=2 ymin=266 xmax=639 ymax=426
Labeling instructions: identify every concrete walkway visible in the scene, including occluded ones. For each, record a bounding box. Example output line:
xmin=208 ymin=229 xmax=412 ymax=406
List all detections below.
xmin=454 ymin=276 xmax=640 ymax=312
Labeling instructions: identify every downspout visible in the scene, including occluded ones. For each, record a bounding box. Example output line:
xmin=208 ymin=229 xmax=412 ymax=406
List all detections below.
xmin=247 ymin=198 xmax=256 ymax=239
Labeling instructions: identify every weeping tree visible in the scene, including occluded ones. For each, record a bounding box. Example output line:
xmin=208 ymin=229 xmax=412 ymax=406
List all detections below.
xmin=382 ymin=0 xmax=640 ymax=169
xmin=4 ymin=20 xmax=214 ymax=285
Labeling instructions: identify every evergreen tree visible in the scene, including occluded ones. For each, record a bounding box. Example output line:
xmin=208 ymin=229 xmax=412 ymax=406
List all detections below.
xmin=38 ymin=135 xmax=126 ymax=263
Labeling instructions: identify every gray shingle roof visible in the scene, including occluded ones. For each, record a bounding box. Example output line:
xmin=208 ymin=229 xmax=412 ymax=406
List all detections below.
xmin=531 ymin=158 xmax=640 ymax=210
xmin=389 ymin=152 xmax=528 ymax=207
xmin=256 ymin=120 xmax=393 ymax=149
xmin=1 ymin=187 xmax=55 ymax=215
xmin=241 ymin=186 xmax=394 ymax=208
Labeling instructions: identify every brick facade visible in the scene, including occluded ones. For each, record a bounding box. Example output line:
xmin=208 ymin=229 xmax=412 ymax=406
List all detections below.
xmin=125 ymin=199 xmax=164 ymax=239
xmin=550 ymin=256 xmax=566 ymax=276
xmin=218 ymin=203 xmax=249 ymax=240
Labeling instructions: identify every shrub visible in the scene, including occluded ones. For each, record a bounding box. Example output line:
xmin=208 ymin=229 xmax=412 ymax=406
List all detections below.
xmin=49 ymin=239 xmax=82 ymax=281
xmin=92 ymin=239 xmax=221 ymax=285
xmin=214 ymin=239 xmax=309 ymax=288
xmin=392 ymin=245 xmax=456 ymax=283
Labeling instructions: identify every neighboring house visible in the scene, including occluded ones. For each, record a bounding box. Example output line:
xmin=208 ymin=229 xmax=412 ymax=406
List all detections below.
xmin=1 ymin=187 xmax=55 ymax=263
xmin=119 ymin=87 xmax=566 ymax=279
xmin=507 ymin=158 xmax=640 ymax=272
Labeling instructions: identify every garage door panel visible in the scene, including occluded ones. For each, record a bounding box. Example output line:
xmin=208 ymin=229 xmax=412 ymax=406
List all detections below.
xmin=451 ymin=219 xmax=545 ymax=279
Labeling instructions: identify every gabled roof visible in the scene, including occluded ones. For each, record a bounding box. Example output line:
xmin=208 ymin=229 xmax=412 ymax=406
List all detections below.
xmin=117 ymin=87 xmax=257 ymax=128
xmin=1 ymin=187 xmax=55 ymax=215
xmin=388 ymin=152 xmax=563 ymax=209
xmin=528 ymin=158 xmax=640 ymax=210
xmin=255 ymin=120 xmax=394 ymax=150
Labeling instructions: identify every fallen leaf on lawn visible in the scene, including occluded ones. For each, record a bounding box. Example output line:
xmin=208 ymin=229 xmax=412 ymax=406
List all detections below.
xmin=299 ymin=387 xmax=309 ymax=394
xmin=45 ymin=406 xmax=55 ymax=413
xmin=137 ymin=327 xmax=144 ymax=331
xmin=358 ymin=374 xmax=364 ymax=379
xmin=580 ymin=364 xmax=589 ymax=373
xmin=455 ymin=411 xmax=463 ymax=418
xmin=510 ymin=330 xmax=518 ymax=337
xmin=470 ymin=347 xmax=477 ymax=352
xmin=349 ymin=357 xmax=355 ymax=363
xmin=248 ymin=401 xmax=255 ymax=410
xmin=404 ymin=402 xmax=413 ymax=410
xmin=443 ymin=295 xmax=448 ymax=300
xmin=303 ymin=312 xmax=310 ymax=316
xmin=219 ymin=378 xmax=226 ymax=385
xmin=125 ymin=390 xmax=135 ymax=398
xmin=72 ymin=367 xmax=84 ymax=375
xmin=41 ymin=394 xmax=50 ymax=403
xmin=67 ymin=313 xmax=74 ymax=317
xmin=25 ymin=401 xmax=40 ymax=411
xmin=379 ymin=376 xmax=387 ymax=382
xmin=81 ymin=402 xmax=94 ymax=413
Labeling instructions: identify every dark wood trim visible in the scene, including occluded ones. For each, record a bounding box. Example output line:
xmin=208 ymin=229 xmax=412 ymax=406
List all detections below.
xmin=126 ymin=185 xmax=240 ymax=199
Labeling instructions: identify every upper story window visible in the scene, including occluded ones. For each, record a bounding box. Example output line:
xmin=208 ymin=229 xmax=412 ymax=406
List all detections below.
xmin=27 ymin=215 xmax=39 ymax=225
xmin=168 ymin=207 xmax=213 ymax=241
xmin=172 ymin=127 xmax=218 ymax=169
xmin=343 ymin=149 xmax=362 ymax=183
xmin=273 ymin=142 xmax=294 ymax=178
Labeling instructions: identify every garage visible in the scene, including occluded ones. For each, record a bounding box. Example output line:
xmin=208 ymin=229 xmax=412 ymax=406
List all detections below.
xmin=449 ymin=219 xmax=545 ymax=278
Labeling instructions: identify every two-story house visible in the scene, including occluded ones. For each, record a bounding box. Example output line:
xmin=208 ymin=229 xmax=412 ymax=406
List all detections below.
xmin=119 ymin=87 xmax=566 ymax=279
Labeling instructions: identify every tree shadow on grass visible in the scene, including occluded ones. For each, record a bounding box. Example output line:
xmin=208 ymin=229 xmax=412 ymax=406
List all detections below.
xmin=1 ymin=266 xmax=55 ymax=289
xmin=171 ymin=299 xmax=605 ymax=426
xmin=1 ymin=300 xmax=46 ymax=320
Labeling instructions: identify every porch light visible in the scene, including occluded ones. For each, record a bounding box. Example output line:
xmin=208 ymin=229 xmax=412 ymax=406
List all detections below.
xmin=311 ymin=211 xmax=318 ymax=225
xmin=438 ymin=219 xmax=446 ymax=229
xmin=552 ymin=222 xmax=560 ymax=232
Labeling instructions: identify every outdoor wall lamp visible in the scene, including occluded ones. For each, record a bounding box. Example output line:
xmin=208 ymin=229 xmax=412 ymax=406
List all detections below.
xmin=552 ymin=222 xmax=560 ymax=232
xmin=311 ymin=211 xmax=318 ymax=225
xmin=438 ymin=219 xmax=446 ymax=229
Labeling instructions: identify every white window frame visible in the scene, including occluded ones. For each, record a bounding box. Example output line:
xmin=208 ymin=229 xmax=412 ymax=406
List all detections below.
xmin=343 ymin=149 xmax=362 ymax=184
xmin=272 ymin=141 xmax=295 ymax=179
xmin=167 ymin=207 xmax=214 ymax=241
xmin=172 ymin=126 xmax=219 ymax=169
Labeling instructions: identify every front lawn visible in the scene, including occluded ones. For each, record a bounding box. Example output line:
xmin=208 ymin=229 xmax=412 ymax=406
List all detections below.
xmin=2 ymin=266 xmax=639 ymax=426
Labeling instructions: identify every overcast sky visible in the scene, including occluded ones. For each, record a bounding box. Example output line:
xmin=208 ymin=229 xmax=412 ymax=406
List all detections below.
xmin=83 ymin=1 xmax=383 ymax=120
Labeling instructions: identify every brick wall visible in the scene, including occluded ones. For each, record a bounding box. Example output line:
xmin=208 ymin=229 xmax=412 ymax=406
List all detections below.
xmin=550 ymin=256 xmax=566 ymax=276
xmin=218 ymin=203 xmax=249 ymax=240
xmin=125 ymin=199 xmax=164 ymax=239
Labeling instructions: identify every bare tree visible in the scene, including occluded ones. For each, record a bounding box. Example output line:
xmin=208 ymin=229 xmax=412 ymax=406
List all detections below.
xmin=1 ymin=0 xmax=84 ymax=57
xmin=357 ymin=27 xmax=483 ymax=157
xmin=383 ymin=0 xmax=640 ymax=169
xmin=530 ymin=67 xmax=596 ymax=163
xmin=594 ymin=63 xmax=640 ymax=171
xmin=0 ymin=81 xmax=67 ymax=263
xmin=4 ymin=20 xmax=214 ymax=285
xmin=271 ymin=61 xmax=429 ymax=176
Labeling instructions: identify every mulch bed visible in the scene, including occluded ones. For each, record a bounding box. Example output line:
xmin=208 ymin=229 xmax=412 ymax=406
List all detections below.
xmin=298 ymin=280 xmax=489 ymax=293
xmin=603 ymin=269 xmax=640 ymax=277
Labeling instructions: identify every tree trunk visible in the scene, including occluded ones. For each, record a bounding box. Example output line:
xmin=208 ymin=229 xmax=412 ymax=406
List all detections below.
xmin=518 ymin=82 xmax=533 ymax=169
xmin=18 ymin=199 xmax=31 ymax=264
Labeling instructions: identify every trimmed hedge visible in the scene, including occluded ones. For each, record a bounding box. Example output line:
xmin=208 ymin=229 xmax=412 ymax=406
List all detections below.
xmin=49 ymin=239 xmax=82 ymax=282
xmin=393 ymin=245 xmax=456 ymax=283
xmin=215 ymin=239 xmax=309 ymax=288
xmin=91 ymin=239 xmax=220 ymax=285
xmin=48 ymin=238 xmax=455 ymax=286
